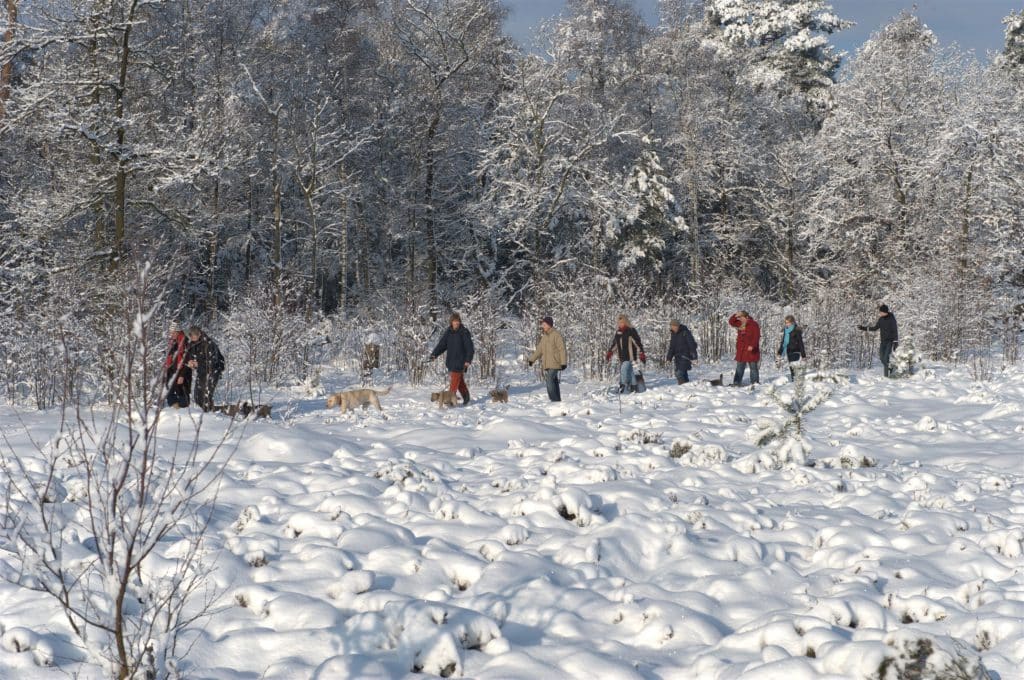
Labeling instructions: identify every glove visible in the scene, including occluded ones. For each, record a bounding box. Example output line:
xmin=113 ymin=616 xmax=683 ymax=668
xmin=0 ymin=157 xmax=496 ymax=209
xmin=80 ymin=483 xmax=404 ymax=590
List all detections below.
xmin=639 ymin=352 xmax=646 ymax=363
xmin=857 ymin=325 xmax=867 ymax=331
xmin=560 ymin=364 xmax=566 ymax=370
xmin=605 ymin=351 xmax=612 ymax=361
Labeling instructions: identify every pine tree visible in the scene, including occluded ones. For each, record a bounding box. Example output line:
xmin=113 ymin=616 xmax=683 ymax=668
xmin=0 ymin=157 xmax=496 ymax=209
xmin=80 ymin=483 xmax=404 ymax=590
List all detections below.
xmin=704 ymin=0 xmax=850 ymax=112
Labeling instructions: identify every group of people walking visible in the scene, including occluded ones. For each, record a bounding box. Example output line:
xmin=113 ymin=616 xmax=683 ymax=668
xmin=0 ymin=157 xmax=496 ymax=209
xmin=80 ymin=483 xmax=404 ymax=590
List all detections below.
xmin=428 ymin=304 xmax=899 ymax=404
xmin=164 ymin=322 xmax=225 ymax=411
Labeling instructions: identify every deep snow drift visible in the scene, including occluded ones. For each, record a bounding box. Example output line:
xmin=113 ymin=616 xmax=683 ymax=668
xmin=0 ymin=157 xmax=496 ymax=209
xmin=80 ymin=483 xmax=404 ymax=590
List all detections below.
xmin=1 ymin=362 xmax=1022 ymax=679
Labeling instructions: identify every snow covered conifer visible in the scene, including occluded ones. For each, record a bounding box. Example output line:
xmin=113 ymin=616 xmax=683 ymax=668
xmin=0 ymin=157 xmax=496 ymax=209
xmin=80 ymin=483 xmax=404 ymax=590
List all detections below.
xmin=609 ymin=137 xmax=687 ymax=277
xmin=998 ymin=10 xmax=1024 ymax=71
xmin=703 ymin=0 xmax=851 ymax=112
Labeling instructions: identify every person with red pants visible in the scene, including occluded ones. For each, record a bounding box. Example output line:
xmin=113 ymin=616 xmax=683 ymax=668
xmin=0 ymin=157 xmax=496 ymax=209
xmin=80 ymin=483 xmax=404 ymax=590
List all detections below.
xmin=729 ymin=310 xmax=761 ymax=386
xmin=430 ymin=312 xmax=475 ymax=406
xmin=164 ymin=321 xmax=192 ymax=408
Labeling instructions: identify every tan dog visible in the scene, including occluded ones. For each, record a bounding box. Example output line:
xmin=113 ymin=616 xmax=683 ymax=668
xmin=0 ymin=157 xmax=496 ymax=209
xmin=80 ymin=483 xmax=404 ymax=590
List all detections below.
xmin=489 ymin=387 xmax=509 ymax=403
xmin=430 ymin=390 xmax=458 ymax=408
xmin=326 ymin=386 xmax=391 ymax=413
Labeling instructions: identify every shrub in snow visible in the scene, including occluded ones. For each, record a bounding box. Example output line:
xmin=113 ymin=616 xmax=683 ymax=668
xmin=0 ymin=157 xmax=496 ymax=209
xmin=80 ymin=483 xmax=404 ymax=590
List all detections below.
xmin=670 ymin=440 xmax=730 ymax=466
xmin=888 ymin=339 xmax=924 ymax=379
xmin=739 ymin=364 xmax=831 ymax=472
xmin=0 ymin=264 xmax=229 ymax=679
xmin=874 ymin=631 xmax=991 ymax=680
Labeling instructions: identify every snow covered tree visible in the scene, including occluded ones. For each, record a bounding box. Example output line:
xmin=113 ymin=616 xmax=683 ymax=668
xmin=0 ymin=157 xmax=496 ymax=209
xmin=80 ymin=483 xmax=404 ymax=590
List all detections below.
xmin=997 ymin=10 xmax=1024 ymax=71
xmin=704 ymin=0 xmax=851 ymax=112
xmin=608 ymin=137 xmax=687 ymax=279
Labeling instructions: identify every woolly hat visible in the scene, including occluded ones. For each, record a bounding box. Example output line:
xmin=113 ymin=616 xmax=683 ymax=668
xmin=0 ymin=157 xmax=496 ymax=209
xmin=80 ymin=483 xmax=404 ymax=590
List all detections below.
xmin=879 ymin=304 xmax=890 ymax=314
xmin=541 ymin=316 xmax=554 ymax=327
xmin=669 ymin=319 xmax=681 ymax=327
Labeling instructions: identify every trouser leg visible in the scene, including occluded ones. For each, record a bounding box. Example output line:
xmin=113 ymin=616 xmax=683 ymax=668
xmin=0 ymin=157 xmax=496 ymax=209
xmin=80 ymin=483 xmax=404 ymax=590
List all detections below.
xmin=750 ymin=361 xmax=760 ymax=384
xmin=620 ymin=361 xmax=635 ymax=392
xmin=733 ymin=362 xmax=746 ymax=385
xmin=450 ymin=371 xmax=470 ymax=402
xmin=880 ymin=342 xmax=894 ymax=377
xmin=545 ymin=369 xmax=561 ymax=401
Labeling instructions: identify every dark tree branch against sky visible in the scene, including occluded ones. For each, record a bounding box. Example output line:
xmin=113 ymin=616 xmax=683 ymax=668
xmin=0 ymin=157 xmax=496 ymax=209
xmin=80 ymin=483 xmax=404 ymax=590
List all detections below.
xmin=502 ymin=0 xmax=1023 ymax=60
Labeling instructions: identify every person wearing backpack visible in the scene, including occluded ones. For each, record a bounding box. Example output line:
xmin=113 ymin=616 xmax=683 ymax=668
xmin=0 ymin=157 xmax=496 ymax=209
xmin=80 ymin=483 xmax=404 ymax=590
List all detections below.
xmin=665 ymin=319 xmax=698 ymax=384
xmin=528 ymin=316 xmax=568 ymax=401
xmin=186 ymin=326 xmax=225 ymax=412
xmin=777 ymin=315 xmax=806 ymax=382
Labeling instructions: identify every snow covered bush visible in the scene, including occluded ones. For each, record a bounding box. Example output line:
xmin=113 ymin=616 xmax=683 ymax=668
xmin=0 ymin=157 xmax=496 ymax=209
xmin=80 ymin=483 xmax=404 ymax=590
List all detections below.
xmin=0 ymin=263 xmax=227 ymax=679
xmin=889 ymin=339 xmax=924 ymax=379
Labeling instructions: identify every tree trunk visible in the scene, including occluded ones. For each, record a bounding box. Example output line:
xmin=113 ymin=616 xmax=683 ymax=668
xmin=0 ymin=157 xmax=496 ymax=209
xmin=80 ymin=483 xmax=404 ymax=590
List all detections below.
xmin=113 ymin=0 xmax=141 ymax=255
xmin=423 ymin=108 xmax=440 ymax=313
xmin=0 ymin=0 xmax=17 ymax=120
xmin=338 ymin=192 xmax=349 ymax=313
xmin=207 ymin=177 xmax=220 ymax=313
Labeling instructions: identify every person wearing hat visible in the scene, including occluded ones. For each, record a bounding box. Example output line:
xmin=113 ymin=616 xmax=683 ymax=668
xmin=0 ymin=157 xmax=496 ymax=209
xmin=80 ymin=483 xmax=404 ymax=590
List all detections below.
xmin=430 ymin=312 xmax=475 ymax=405
xmin=665 ymin=319 xmax=698 ymax=385
xmin=164 ymin=321 xmax=192 ymax=408
xmin=605 ymin=314 xmax=646 ymax=393
xmin=858 ymin=304 xmax=899 ymax=377
xmin=528 ymin=316 xmax=568 ymax=401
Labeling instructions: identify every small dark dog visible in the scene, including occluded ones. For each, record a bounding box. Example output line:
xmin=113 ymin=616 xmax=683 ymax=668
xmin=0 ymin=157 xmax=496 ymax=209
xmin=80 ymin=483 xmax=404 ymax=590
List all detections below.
xmin=213 ymin=401 xmax=272 ymax=418
xmin=709 ymin=374 xmax=724 ymax=387
xmin=489 ymin=387 xmax=509 ymax=403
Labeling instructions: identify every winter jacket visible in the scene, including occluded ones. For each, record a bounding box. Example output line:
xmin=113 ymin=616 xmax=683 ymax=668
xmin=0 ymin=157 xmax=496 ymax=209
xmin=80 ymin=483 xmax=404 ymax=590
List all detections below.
xmin=728 ymin=314 xmax=761 ymax=363
xmin=608 ymin=327 xmax=645 ymax=363
xmin=862 ymin=313 xmax=898 ymax=344
xmin=529 ymin=328 xmax=567 ymax=370
xmin=778 ymin=326 xmax=806 ymax=362
xmin=432 ymin=325 xmax=475 ymax=373
xmin=666 ymin=326 xmax=698 ymax=363
xmin=164 ymin=332 xmax=189 ymax=379
xmin=186 ymin=333 xmax=225 ymax=381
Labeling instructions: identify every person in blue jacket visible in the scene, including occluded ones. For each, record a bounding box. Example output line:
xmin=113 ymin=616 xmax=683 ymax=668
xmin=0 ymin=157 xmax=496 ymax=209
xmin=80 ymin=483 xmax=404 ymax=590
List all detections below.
xmin=430 ymin=312 xmax=475 ymax=405
xmin=666 ymin=319 xmax=698 ymax=384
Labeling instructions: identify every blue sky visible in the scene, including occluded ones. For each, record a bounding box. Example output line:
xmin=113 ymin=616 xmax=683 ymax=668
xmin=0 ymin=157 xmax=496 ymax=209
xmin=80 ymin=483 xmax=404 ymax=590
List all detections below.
xmin=502 ymin=0 xmax=1022 ymax=61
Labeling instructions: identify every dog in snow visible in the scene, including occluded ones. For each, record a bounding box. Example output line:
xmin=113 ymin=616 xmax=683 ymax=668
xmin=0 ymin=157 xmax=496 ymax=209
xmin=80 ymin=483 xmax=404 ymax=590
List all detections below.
xmin=326 ymin=386 xmax=391 ymax=413
xmin=213 ymin=401 xmax=272 ymax=418
xmin=489 ymin=387 xmax=509 ymax=403
xmin=709 ymin=374 xmax=724 ymax=387
xmin=430 ymin=390 xmax=459 ymax=408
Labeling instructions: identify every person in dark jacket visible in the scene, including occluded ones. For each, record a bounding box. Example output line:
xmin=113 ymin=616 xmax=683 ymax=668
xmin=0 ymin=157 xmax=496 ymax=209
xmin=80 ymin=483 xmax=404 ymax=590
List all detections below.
xmin=777 ymin=315 xmax=806 ymax=382
xmin=164 ymin=322 xmax=191 ymax=408
xmin=729 ymin=311 xmax=761 ymax=386
xmin=186 ymin=326 xmax=225 ymax=412
xmin=605 ymin=314 xmax=646 ymax=393
xmin=666 ymin=319 xmax=698 ymax=385
xmin=430 ymin=312 xmax=475 ymax=405
xmin=858 ymin=304 xmax=899 ymax=377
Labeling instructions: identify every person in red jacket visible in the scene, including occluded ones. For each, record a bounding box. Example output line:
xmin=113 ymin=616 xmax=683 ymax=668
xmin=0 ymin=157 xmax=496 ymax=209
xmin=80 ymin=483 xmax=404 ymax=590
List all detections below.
xmin=164 ymin=321 xmax=192 ymax=408
xmin=729 ymin=311 xmax=761 ymax=386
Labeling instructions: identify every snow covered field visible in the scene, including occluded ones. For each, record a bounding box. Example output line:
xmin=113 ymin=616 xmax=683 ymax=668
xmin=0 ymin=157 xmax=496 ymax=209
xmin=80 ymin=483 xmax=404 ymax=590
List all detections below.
xmin=2 ymin=362 xmax=1023 ymax=679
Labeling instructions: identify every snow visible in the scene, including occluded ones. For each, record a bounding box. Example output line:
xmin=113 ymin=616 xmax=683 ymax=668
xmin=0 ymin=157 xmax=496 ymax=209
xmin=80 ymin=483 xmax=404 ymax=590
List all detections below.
xmin=1 ymin=362 xmax=1023 ymax=678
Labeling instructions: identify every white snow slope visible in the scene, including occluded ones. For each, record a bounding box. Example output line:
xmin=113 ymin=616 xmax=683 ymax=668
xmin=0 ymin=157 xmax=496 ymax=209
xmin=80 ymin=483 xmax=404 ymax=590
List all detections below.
xmin=1 ymin=364 xmax=1023 ymax=679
